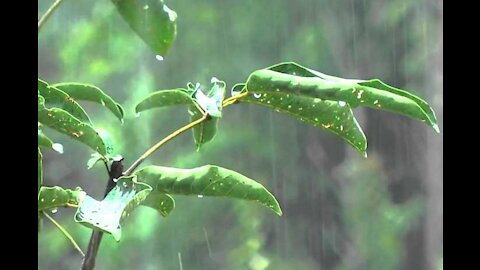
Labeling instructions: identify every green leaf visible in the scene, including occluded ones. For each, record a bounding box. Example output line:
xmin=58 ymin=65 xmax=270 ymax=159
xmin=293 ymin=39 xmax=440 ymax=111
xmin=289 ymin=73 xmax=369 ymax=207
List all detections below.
xmin=141 ymin=192 xmax=175 ymax=217
xmin=38 ymin=95 xmax=107 ymax=155
xmin=52 ymin=82 xmax=125 ymax=122
xmin=134 ymin=165 xmax=282 ymax=216
xmin=246 ymin=62 xmax=438 ymax=132
xmin=112 ymin=0 xmax=177 ymax=57
xmin=38 ymin=148 xmax=42 ymax=194
xmin=38 ymin=79 xmax=92 ymax=124
xmin=190 ymin=106 xmax=218 ymax=151
xmin=38 ymin=186 xmax=86 ymax=211
xmin=74 ymin=176 xmax=153 ymax=241
xmin=135 ymin=89 xmax=194 ymax=113
xmin=237 ymin=83 xmax=367 ymax=155
xmin=38 ymin=126 xmax=64 ymax=154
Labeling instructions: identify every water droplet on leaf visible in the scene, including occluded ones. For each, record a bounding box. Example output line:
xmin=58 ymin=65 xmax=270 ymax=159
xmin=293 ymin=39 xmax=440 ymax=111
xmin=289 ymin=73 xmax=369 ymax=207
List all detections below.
xmin=338 ymin=101 xmax=346 ymax=107
xmin=155 ymin=55 xmax=164 ymax=61
xmin=253 ymin=93 xmax=262 ymax=98
xmin=51 ymin=208 xmax=58 ymax=214
xmin=197 ymin=195 xmax=204 ymax=198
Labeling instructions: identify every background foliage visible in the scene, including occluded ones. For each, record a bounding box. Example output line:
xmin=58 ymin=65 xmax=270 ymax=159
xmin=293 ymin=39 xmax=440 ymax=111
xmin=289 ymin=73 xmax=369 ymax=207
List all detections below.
xmin=38 ymin=0 xmax=443 ymax=269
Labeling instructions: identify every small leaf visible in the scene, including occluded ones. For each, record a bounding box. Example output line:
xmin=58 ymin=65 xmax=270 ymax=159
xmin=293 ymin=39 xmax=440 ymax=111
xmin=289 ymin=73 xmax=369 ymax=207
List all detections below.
xmin=38 ymin=148 xmax=42 ymax=194
xmin=190 ymin=106 xmax=218 ymax=151
xmin=112 ymin=0 xmax=177 ymax=56
xmin=141 ymin=192 xmax=175 ymax=217
xmin=135 ymin=89 xmax=194 ymax=113
xmin=38 ymin=127 xmax=64 ymax=154
xmin=134 ymin=165 xmax=282 ymax=216
xmin=74 ymin=176 xmax=152 ymax=241
xmin=86 ymin=153 xmax=104 ymax=170
xmin=38 ymin=95 xmax=107 ymax=155
xmin=38 ymin=79 xmax=92 ymax=124
xmin=52 ymin=82 xmax=125 ymax=122
xmin=38 ymin=186 xmax=86 ymax=211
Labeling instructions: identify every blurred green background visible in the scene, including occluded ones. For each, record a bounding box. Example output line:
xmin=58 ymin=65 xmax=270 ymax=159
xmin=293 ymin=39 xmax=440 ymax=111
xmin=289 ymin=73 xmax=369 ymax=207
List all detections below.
xmin=38 ymin=0 xmax=443 ymax=269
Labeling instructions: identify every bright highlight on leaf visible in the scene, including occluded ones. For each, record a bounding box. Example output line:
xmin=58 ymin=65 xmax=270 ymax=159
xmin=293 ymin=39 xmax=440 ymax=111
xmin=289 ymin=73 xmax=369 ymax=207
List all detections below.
xmin=74 ymin=176 xmax=153 ymax=241
xmin=134 ymin=165 xmax=282 ymax=216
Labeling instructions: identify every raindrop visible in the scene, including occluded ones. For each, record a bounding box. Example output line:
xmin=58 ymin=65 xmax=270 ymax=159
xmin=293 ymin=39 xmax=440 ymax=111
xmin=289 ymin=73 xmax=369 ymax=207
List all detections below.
xmin=52 ymin=143 xmax=64 ymax=154
xmin=51 ymin=208 xmax=58 ymax=214
xmin=155 ymin=55 xmax=164 ymax=61
xmin=338 ymin=101 xmax=346 ymax=107
xmin=143 ymin=4 xmax=149 ymax=10
xmin=253 ymin=93 xmax=262 ymax=98
xmin=287 ymin=105 xmax=292 ymax=109
xmin=113 ymin=178 xmax=119 ymax=183
xmin=197 ymin=195 xmax=204 ymax=198
xmin=135 ymin=112 xmax=141 ymax=118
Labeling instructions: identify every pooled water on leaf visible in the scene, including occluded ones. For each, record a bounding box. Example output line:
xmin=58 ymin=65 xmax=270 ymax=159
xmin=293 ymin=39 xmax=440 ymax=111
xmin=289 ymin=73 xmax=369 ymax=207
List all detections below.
xmin=253 ymin=93 xmax=262 ymax=98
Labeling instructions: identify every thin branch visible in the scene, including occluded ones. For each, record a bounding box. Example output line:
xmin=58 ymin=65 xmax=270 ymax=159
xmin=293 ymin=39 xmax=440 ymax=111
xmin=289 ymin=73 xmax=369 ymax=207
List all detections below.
xmin=38 ymin=0 xmax=65 ymax=33
xmin=43 ymin=211 xmax=85 ymax=257
xmin=123 ymin=113 xmax=209 ymax=176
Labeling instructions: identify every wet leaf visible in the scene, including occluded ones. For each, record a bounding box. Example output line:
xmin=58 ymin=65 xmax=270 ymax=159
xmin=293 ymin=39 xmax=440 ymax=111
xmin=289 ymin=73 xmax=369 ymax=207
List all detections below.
xmin=237 ymin=83 xmax=367 ymax=155
xmin=134 ymin=165 xmax=282 ymax=216
xmin=247 ymin=62 xmax=439 ymax=132
xmin=135 ymin=89 xmax=194 ymax=113
xmin=141 ymin=192 xmax=175 ymax=217
xmin=38 ymin=79 xmax=92 ymax=124
xmin=38 ymin=95 xmax=107 ymax=155
xmin=74 ymin=176 xmax=152 ymax=241
xmin=112 ymin=0 xmax=177 ymax=56
xmin=52 ymin=82 xmax=125 ymax=122
xmin=38 ymin=186 xmax=86 ymax=211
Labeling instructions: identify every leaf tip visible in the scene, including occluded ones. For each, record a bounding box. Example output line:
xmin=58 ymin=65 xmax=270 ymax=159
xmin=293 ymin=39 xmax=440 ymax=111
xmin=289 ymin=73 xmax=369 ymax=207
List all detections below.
xmin=432 ymin=123 xmax=440 ymax=133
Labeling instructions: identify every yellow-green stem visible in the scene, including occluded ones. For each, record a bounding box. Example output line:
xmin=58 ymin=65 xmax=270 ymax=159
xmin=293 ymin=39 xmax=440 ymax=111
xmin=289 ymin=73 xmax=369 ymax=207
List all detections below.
xmin=38 ymin=0 xmax=65 ymax=33
xmin=43 ymin=211 xmax=85 ymax=257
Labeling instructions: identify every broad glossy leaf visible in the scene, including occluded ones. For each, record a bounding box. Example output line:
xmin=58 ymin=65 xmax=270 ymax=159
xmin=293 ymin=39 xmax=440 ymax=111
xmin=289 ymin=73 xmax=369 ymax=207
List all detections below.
xmin=74 ymin=176 xmax=152 ymax=241
xmin=112 ymin=0 xmax=177 ymax=56
xmin=52 ymin=82 xmax=125 ymax=122
xmin=134 ymin=165 xmax=282 ymax=216
xmin=239 ymin=84 xmax=367 ymax=155
xmin=38 ymin=186 xmax=86 ymax=211
xmin=38 ymin=79 xmax=92 ymax=124
xmin=190 ymin=106 xmax=218 ymax=151
xmin=141 ymin=192 xmax=175 ymax=217
xmin=135 ymin=89 xmax=194 ymax=113
xmin=38 ymin=127 xmax=64 ymax=154
xmin=246 ymin=62 xmax=438 ymax=132
xmin=38 ymin=95 xmax=107 ymax=155
xmin=38 ymin=148 xmax=42 ymax=193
